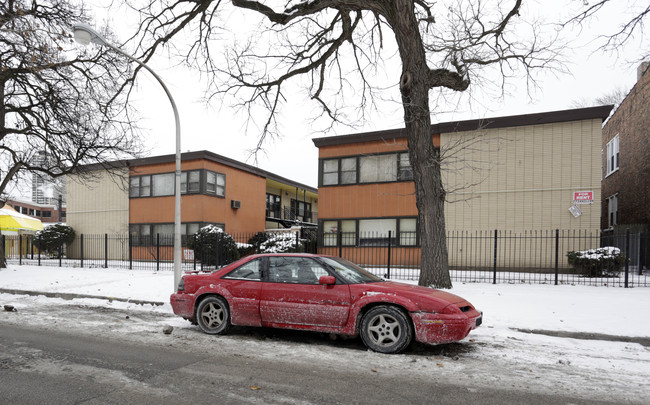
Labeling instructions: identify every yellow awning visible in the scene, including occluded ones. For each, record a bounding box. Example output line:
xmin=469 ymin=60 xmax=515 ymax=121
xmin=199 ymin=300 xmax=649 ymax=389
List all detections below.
xmin=0 ymin=207 xmax=44 ymax=234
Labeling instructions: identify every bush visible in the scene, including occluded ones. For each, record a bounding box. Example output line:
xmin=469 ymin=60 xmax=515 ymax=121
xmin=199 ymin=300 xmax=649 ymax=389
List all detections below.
xmin=567 ymin=247 xmax=626 ymax=277
xmin=258 ymin=232 xmax=303 ymax=253
xmin=187 ymin=225 xmax=240 ymax=266
xmin=34 ymin=224 xmax=75 ymax=255
xmin=247 ymin=232 xmax=270 ymax=253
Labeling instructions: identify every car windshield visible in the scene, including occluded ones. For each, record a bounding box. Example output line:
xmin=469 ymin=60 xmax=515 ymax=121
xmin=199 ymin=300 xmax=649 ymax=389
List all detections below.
xmin=318 ymin=257 xmax=383 ymax=284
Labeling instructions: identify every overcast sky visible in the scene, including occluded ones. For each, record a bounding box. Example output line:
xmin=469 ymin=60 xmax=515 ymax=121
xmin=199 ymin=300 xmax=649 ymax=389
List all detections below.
xmin=83 ymin=1 xmax=647 ymax=188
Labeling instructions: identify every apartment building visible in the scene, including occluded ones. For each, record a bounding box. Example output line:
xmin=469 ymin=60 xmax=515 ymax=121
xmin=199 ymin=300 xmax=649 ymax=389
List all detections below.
xmin=66 ymin=151 xmax=317 ymax=259
xmin=313 ymin=106 xmax=612 ymax=267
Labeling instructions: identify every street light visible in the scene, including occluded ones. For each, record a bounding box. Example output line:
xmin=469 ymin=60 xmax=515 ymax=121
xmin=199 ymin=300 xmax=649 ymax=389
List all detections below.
xmin=73 ymin=23 xmax=183 ymax=292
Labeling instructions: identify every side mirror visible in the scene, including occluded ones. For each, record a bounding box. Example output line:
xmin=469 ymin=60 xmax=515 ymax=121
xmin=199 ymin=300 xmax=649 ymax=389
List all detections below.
xmin=319 ymin=275 xmax=336 ymax=285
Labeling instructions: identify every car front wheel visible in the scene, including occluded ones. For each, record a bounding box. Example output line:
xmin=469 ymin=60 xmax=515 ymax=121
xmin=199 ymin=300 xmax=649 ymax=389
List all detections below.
xmin=196 ymin=296 xmax=230 ymax=335
xmin=360 ymin=306 xmax=413 ymax=354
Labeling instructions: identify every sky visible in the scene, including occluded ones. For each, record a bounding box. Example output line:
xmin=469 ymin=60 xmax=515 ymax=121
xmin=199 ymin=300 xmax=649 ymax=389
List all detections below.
xmin=1 ymin=263 xmax=649 ymax=401
xmin=81 ymin=1 xmax=648 ymax=189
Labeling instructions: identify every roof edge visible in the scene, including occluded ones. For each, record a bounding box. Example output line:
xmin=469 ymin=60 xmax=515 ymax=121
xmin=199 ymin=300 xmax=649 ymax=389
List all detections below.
xmin=74 ymin=151 xmax=317 ymax=194
xmin=312 ymin=105 xmax=614 ymax=147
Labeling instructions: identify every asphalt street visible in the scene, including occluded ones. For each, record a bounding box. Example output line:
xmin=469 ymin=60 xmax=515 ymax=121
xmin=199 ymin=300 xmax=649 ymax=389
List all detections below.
xmin=0 ymin=321 xmax=627 ymax=405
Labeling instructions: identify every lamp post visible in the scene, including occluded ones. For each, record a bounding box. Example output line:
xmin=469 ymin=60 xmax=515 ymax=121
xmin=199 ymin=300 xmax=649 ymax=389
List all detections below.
xmin=73 ymin=24 xmax=183 ymax=292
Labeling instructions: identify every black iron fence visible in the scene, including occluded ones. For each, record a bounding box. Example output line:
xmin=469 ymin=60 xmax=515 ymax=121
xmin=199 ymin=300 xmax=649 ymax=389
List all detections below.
xmin=4 ymin=228 xmax=648 ymax=287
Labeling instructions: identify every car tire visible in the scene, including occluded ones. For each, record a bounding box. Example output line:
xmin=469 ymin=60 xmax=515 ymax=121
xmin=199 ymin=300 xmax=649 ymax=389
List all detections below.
xmin=196 ymin=296 xmax=231 ymax=335
xmin=360 ymin=306 xmax=413 ymax=354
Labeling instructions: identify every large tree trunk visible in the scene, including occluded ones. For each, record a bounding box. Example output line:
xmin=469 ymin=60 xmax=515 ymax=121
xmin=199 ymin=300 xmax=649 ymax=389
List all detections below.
xmin=391 ymin=0 xmax=452 ymax=288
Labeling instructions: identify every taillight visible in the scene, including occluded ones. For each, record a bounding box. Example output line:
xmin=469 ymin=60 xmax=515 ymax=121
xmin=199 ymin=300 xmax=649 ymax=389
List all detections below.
xmin=177 ymin=277 xmax=185 ymax=292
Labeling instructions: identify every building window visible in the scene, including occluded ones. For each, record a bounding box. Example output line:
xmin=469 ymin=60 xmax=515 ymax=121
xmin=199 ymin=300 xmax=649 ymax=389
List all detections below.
xmin=607 ymin=194 xmax=618 ymax=228
xmin=266 ymin=193 xmax=281 ymax=218
xmin=322 ymin=220 xmax=339 ymax=246
xmin=360 ymin=154 xmax=397 ymax=183
xmin=320 ymin=152 xmax=417 ymax=186
xmin=322 ymin=159 xmax=339 ymax=185
xmin=359 ymin=218 xmax=397 ymax=246
xmin=606 ymin=135 xmax=619 ymax=177
xmin=207 ymin=171 xmax=226 ymax=197
xmin=152 ymin=173 xmax=175 ymax=196
xmin=131 ymin=170 xmax=225 ymax=198
xmin=130 ymin=176 xmax=151 ymax=197
xmin=341 ymin=157 xmax=357 ymax=184
xmin=181 ymin=170 xmax=201 ymax=194
xmin=42 ymin=211 xmax=52 ymax=218
xmin=398 ymin=153 xmax=413 ymax=181
xmin=321 ymin=217 xmax=417 ymax=247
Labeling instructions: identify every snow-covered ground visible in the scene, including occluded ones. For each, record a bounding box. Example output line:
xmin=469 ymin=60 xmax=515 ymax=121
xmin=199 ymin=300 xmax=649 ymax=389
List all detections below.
xmin=1 ymin=264 xmax=649 ymax=403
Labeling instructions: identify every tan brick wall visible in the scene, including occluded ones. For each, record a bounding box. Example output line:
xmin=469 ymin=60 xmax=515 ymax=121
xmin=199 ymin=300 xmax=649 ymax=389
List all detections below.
xmin=66 ymin=169 xmax=130 ymax=235
xmin=442 ymin=119 xmax=602 ymax=232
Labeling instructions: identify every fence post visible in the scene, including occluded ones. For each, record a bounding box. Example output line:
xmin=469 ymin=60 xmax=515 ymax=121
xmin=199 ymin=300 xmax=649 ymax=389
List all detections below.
xmin=193 ymin=234 xmax=197 ymax=270
xmin=80 ymin=234 xmax=84 ymax=268
xmin=156 ymin=233 xmax=160 ymax=271
xmin=215 ymin=233 xmax=221 ymax=268
xmin=58 ymin=239 xmax=62 ymax=267
xmin=296 ymin=231 xmax=300 ymax=253
xmin=386 ymin=231 xmax=392 ymax=280
xmin=640 ymin=232 xmax=646 ymax=276
xmin=19 ymin=235 xmax=22 ymax=265
xmin=554 ymin=229 xmax=559 ymax=286
xmin=104 ymin=234 xmax=108 ymax=269
xmin=338 ymin=231 xmax=342 ymax=258
xmin=493 ymin=229 xmax=498 ymax=284
xmin=625 ymin=228 xmax=630 ymax=288
xmin=37 ymin=235 xmax=41 ymax=266
xmin=128 ymin=233 xmax=132 ymax=270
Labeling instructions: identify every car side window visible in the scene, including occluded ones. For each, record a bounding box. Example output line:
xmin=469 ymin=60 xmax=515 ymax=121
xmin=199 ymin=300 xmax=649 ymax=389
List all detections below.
xmin=268 ymin=257 xmax=329 ymax=284
xmin=223 ymin=259 xmax=262 ymax=281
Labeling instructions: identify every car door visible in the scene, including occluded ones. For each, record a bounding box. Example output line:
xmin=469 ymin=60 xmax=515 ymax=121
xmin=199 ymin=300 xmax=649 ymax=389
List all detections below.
xmin=220 ymin=258 xmax=263 ymax=326
xmin=260 ymin=256 xmax=351 ymax=328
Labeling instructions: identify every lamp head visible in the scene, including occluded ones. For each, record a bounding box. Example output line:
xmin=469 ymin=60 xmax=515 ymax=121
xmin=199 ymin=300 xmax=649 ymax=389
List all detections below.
xmin=72 ymin=23 xmax=106 ymax=46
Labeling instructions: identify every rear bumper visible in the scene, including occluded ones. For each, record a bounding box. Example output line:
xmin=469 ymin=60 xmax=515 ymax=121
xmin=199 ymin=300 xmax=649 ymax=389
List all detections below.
xmin=170 ymin=293 xmax=195 ymax=320
xmin=412 ymin=311 xmax=482 ymax=345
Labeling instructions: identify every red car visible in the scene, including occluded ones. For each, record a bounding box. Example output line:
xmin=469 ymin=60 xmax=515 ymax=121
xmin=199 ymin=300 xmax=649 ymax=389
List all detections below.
xmin=170 ymin=253 xmax=482 ymax=354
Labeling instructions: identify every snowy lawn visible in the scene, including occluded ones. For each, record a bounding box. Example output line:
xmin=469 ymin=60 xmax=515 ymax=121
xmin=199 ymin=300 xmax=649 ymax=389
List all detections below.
xmin=1 ymin=264 xmax=649 ymax=338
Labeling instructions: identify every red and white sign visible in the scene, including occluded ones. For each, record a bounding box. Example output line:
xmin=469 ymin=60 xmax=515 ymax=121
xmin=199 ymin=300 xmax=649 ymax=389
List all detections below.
xmin=573 ymin=191 xmax=594 ymax=204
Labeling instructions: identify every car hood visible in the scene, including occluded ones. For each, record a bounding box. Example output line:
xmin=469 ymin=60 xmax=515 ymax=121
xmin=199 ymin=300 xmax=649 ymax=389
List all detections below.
xmin=355 ymin=281 xmax=470 ymax=312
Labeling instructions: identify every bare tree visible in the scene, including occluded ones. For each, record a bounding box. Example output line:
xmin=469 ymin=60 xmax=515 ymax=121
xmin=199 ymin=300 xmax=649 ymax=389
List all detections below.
xmin=0 ymin=0 xmax=144 ymax=202
xmin=128 ymin=0 xmax=561 ymax=288
xmin=570 ymin=86 xmax=628 ymax=108
xmin=566 ymin=0 xmax=649 ymax=61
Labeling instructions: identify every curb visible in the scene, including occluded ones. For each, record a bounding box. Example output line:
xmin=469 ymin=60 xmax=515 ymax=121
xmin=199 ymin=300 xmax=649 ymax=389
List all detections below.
xmin=0 ymin=288 xmax=165 ymax=307
xmin=515 ymin=328 xmax=650 ymax=347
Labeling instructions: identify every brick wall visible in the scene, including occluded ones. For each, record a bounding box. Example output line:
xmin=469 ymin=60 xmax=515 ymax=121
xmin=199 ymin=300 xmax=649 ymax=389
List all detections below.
xmin=602 ymin=63 xmax=650 ymax=230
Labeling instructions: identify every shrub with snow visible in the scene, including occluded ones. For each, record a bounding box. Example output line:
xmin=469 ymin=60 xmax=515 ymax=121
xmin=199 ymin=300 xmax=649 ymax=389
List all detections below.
xmin=187 ymin=225 xmax=239 ymax=266
xmin=34 ymin=224 xmax=76 ymax=255
xmin=567 ymin=247 xmax=626 ymax=277
xmin=258 ymin=233 xmax=303 ymax=253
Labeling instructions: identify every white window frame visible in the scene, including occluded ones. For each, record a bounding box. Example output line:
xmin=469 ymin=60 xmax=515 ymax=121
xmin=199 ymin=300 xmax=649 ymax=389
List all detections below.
xmin=605 ymin=135 xmax=619 ymax=177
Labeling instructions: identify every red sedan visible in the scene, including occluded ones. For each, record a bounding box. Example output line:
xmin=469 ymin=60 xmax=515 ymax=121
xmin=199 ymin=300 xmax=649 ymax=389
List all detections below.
xmin=171 ymin=253 xmax=482 ymax=354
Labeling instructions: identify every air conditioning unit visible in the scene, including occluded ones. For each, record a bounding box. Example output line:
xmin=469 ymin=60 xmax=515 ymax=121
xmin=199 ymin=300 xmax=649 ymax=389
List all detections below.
xmin=231 ymin=200 xmax=241 ymax=209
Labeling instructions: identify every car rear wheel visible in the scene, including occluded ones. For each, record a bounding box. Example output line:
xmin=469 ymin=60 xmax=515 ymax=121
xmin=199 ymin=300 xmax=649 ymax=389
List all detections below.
xmin=360 ymin=306 xmax=413 ymax=354
xmin=196 ymin=296 xmax=230 ymax=335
